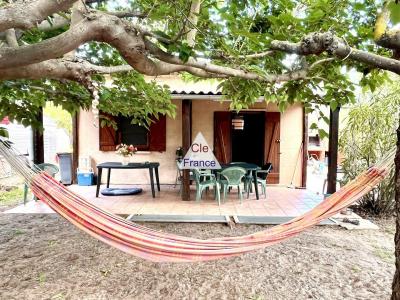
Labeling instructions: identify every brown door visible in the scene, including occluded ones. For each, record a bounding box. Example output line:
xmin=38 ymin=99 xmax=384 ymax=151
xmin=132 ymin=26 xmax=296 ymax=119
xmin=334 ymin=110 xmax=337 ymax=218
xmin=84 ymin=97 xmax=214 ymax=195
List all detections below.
xmin=264 ymin=112 xmax=280 ymax=184
xmin=214 ymin=111 xmax=232 ymax=164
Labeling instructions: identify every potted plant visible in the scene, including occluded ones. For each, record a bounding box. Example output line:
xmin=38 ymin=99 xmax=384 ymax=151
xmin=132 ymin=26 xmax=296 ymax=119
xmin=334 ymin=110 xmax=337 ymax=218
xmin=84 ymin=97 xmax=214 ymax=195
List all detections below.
xmin=115 ymin=144 xmax=137 ymax=165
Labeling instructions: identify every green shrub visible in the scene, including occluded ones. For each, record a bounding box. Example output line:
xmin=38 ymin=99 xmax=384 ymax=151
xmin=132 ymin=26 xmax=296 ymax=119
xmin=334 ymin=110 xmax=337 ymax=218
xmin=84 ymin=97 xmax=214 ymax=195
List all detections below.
xmin=0 ymin=126 xmax=8 ymax=138
xmin=339 ymin=88 xmax=399 ymax=215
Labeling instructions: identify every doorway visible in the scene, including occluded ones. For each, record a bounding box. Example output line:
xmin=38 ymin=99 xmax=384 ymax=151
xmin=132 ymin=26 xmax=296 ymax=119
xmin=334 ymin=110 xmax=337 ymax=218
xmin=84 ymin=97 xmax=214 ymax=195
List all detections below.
xmin=231 ymin=112 xmax=265 ymax=166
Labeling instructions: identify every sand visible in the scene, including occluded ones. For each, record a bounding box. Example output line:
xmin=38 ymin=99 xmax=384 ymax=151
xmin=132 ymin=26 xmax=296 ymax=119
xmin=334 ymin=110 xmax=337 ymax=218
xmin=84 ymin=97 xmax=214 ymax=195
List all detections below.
xmin=0 ymin=214 xmax=395 ymax=300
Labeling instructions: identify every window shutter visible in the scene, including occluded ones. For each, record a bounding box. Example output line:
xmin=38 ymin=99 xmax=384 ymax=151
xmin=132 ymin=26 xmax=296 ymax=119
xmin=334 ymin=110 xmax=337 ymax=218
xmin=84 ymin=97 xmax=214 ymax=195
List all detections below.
xmin=148 ymin=114 xmax=166 ymax=152
xmin=99 ymin=113 xmax=119 ymax=151
xmin=264 ymin=112 xmax=280 ymax=184
xmin=214 ymin=111 xmax=232 ymax=164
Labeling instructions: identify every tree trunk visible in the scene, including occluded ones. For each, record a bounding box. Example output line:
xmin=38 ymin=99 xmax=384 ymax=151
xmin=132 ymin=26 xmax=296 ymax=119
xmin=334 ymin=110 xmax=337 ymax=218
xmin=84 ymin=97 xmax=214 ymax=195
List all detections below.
xmin=392 ymin=120 xmax=400 ymax=300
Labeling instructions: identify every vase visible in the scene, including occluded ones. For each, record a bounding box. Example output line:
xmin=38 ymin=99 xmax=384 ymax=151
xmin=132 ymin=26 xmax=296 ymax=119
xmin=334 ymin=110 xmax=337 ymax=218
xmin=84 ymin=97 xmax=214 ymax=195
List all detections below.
xmin=121 ymin=156 xmax=130 ymax=165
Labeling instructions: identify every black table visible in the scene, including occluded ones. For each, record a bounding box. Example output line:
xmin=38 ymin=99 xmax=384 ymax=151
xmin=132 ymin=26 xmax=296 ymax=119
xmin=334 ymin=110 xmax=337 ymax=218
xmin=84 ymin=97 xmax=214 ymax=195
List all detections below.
xmin=96 ymin=162 xmax=160 ymax=198
xmin=219 ymin=163 xmax=261 ymax=200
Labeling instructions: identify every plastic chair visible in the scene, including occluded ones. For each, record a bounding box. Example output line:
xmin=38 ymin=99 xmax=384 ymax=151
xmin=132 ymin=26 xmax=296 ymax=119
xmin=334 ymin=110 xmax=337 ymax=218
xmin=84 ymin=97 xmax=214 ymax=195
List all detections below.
xmin=218 ymin=167 xmax=247 ymax=203
xmin=193 ymin=169 xmax=221 ymax=205
xmin=249 ymin=163 xmax=272 ymax=199
xmin=24 ymin=163 xmax=59 ymax=204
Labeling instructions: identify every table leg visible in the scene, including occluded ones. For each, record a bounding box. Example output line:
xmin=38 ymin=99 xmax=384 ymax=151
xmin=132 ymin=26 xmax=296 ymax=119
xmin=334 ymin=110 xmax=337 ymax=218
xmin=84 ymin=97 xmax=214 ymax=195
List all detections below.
xmin=106 ymin=168 xmax=111 ymax=188
xmin=149 ymin=167 xmax=155 ymax=198
xmin=155 ymin=167 xmax=160 ymax=191
xmin=96 ymin=168 xmax=102 ymax=197
xmin=253 ymin=171 xmax=259 ymax=200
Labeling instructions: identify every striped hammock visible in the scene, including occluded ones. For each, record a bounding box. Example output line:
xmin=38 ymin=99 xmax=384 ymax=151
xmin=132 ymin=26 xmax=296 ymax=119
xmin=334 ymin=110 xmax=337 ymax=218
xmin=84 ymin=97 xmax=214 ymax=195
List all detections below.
xmin=0 ymin=141 xmax=395 ymax=263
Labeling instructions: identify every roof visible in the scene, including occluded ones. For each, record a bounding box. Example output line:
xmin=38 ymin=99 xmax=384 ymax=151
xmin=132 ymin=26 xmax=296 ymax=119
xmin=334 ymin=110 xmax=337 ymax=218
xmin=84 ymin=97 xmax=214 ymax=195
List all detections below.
xmin=144 ymin=75 xmax=222 ymax=96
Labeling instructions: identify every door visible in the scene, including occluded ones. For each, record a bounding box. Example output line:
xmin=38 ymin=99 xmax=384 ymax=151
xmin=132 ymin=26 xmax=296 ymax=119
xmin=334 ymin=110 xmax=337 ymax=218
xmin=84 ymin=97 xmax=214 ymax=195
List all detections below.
xmin=214 ymin=111 xmax=232 ymax=164
xmin=264 ymin=112 xmax=280 ymax=184
xmin=231 ymin=112 xmax=265 ymax=166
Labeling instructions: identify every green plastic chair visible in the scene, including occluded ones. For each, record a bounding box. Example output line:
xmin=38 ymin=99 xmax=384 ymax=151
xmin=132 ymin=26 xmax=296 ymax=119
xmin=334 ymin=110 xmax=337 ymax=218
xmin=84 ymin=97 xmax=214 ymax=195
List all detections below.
xmin=218 ymin=167 xmax=247 ymax=203
xmin=193 ymin=169 xmax=221 ymax=205
xmin=247 ymin=163 xmax=273 ymax=199
xmin=243 ymin=171 xmax=254 ymax=195
xmin=24 ymin=163 xmax=59 ymax=204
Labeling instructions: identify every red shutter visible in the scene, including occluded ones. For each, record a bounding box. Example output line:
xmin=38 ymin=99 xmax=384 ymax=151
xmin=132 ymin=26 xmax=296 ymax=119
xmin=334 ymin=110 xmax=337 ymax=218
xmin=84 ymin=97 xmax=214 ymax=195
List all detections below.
xmin=214 ymin=111 xmax=232 ymax=164
xmin=264 ymin=112 xmax=280 ymax=184
xmin=149 ymin=114 xmax=166 ymax=152
xmin=99 ymin=113 xmax=119 ymax=151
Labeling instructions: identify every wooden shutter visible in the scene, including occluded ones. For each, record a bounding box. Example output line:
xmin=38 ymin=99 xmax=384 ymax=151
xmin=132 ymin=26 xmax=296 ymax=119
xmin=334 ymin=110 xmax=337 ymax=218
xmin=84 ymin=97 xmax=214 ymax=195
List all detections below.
xmin=99 ymin=113 xmax=119 ymax=151
xmin=264 ymin=112 xmax=280 ymax=184
xmin=149 ymin=114 xmax=166 ymax=152
xmin=214 ymin=111 xmax=232 ymax=164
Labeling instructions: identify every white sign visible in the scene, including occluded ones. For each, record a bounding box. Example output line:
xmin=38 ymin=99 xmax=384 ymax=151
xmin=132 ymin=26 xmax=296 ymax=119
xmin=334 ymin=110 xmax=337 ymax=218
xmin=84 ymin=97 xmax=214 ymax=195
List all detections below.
xmin=179 ymin=132 xmax=221 ymax=169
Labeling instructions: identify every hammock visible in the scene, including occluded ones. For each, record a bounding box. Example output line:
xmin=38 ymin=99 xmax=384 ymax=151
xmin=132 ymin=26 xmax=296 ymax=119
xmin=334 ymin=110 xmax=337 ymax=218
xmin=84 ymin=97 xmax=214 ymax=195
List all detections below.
xmin=0 ymin=141 xmax=395 ymax=263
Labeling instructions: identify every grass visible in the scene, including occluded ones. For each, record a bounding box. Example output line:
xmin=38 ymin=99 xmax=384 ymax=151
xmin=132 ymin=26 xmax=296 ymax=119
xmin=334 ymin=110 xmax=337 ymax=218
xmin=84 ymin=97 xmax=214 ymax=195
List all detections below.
xmin=38 ymin=273 xmax=46 ymax=285
xmin=51 ymin=293 xmax=66 ymax=300
xmin=0 ymin=186 xmax=24 ymax=206
xmin=351 ymin=265 xmax=362 ymax=273
xmin=372 ymin=245 xmax=394 ymax=264
xmin=14 ymin=229 xmax=25 ymax=236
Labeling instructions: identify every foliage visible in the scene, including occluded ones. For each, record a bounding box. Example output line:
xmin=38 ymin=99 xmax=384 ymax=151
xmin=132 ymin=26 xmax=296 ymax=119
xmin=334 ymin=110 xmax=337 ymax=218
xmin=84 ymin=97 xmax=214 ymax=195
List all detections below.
xmin=0 ymin=71 xmax=175 ymax=130
xmin=0 ymin=79 xmax=90 ymax=128
xmin=98 ymin=72 xmax=175 ymax=128
xmin=1 ymin=0 xmax=394 ymax=129
xmin=0 ymin=126 xmax=8 ymax=138
xmin=339 ymin=86 xmax=400 ymax=215
xmin=43 ymin=104 xmax=73 ymax=136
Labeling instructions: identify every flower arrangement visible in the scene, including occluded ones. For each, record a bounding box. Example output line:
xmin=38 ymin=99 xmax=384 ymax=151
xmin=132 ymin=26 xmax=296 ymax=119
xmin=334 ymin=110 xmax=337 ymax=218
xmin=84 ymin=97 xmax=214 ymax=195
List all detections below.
xmin=115 ymin=144 xmax=137 ymax=157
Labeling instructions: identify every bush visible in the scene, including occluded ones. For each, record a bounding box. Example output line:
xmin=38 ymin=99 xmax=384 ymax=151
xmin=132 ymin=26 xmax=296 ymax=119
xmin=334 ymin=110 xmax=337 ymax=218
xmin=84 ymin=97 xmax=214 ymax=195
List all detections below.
xmin=339 ymin=88 xmax=399 ymax=216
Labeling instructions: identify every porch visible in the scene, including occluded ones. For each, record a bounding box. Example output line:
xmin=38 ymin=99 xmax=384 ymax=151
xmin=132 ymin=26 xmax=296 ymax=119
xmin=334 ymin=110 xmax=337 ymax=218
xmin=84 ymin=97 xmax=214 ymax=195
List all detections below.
xmin=5 ymin=184 xmax=326 ymax=220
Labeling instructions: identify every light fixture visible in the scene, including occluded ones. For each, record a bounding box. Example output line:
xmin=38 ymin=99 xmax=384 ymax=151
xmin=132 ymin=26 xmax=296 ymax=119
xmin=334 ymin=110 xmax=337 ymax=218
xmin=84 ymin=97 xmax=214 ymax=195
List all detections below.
xmin=232 ymin=115 xmax=244 ymax=130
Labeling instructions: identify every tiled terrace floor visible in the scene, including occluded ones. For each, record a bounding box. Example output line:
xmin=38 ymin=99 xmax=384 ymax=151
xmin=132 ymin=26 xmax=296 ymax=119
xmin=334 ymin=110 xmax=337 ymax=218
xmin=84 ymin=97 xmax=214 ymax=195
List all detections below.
xmin=5 ymin=184 xmax=324 ymax=217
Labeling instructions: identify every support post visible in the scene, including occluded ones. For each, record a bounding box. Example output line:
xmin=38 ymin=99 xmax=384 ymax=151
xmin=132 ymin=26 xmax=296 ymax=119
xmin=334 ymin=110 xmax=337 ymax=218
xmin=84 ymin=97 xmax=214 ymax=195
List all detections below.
xmin=32 ymin=107 xmax=44 ymax=164
xmin=327 ymin=106 xmax=340 ymax=194
xmin=301 ymin=107 xmax=308 ymax=188
xmin=72 ymin=112 xmax=79 ymax=183
xmin=181 ymin=99 xmax=192 ymax=201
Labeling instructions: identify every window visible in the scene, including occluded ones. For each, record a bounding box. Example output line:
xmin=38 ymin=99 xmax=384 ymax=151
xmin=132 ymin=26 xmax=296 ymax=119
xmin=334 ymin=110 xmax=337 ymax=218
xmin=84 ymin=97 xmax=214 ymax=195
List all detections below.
xmin=118 ymin=116 xmax=149 ymax=148
xmin=99 ymin=113 xmax=166 ymax=152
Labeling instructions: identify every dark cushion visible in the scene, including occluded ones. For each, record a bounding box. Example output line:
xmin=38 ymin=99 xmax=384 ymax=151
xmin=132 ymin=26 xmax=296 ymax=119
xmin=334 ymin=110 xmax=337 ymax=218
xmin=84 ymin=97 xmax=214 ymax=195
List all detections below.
xmin=101 ymin=188 xmax=142 ymax=196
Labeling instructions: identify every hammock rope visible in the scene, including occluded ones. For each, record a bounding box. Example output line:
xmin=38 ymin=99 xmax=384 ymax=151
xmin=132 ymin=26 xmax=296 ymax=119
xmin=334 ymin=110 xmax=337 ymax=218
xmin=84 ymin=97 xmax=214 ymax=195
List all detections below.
xmin=0 ymin=140 xmax=395 ymax=262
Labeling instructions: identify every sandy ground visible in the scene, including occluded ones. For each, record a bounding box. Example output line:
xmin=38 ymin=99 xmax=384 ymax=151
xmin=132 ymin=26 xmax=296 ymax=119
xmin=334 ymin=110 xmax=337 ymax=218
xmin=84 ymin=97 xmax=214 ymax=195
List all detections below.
xmin=0 ymin=214 xmax=395 ymax=300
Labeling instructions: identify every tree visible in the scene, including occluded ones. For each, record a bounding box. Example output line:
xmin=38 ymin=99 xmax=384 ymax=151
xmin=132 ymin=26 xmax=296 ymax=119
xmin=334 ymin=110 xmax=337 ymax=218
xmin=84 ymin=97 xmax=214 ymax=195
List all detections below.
xmin=0 ymin=0 xmax=399 ymax=297
xmin=339 ymin=86 xmax=399 ymax=215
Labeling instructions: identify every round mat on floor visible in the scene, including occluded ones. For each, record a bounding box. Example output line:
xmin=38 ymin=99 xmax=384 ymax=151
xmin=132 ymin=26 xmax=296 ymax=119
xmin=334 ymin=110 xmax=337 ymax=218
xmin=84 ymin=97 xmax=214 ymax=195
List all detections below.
xmin=101 ymin=188 xmax=142 ymax=196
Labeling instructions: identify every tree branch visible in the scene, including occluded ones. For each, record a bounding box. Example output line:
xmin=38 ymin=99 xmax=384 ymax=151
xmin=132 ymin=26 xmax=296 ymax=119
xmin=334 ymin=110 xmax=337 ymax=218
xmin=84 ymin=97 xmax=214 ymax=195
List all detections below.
xmin=186 ymin=0 xmax=201 ymax=47
xmin=145 ymin=39 xmax=312 ymax=82
xmin=237 ymin=51 xmax=275 ymax=59
xmin=37 ymin=15 xmax=71 ymax=32
xmin=270 ymin=32 xmax=400 ymax=74
xmin=5 ymin=29 xmax=18 ymax=47
xmin=0 ymin=0 xmax=77 ymax=31
xmin=0 ymin=59 xmax=132 ymax=81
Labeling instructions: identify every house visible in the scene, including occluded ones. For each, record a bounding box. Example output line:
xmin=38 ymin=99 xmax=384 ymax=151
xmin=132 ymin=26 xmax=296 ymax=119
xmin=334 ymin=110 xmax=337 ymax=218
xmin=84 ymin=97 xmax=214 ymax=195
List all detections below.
xmin=77 ymin=75 xmax=308 ymax=188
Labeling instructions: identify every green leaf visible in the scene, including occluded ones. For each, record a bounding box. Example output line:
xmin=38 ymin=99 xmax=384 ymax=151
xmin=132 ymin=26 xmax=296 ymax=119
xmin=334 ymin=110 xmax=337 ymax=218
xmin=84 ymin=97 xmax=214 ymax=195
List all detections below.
xmin=310 ymin=122 xmax=318 ymax=130
xmin=0 ymin=126 xmax=9 ymax=138
xmin=330 ymin=100 xmax=338 ymax=112
xmin=388 ymin=1 xmax=400 ymax=24
xmin=318 ymin=129 xmax=329 ymax=140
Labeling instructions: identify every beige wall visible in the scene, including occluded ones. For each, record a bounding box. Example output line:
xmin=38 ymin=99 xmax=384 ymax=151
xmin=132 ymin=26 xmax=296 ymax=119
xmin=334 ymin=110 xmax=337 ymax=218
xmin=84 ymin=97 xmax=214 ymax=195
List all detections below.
xmin=78 ymin=99 xmax=304 ymax=186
